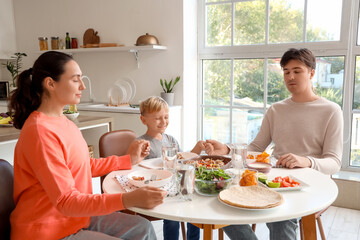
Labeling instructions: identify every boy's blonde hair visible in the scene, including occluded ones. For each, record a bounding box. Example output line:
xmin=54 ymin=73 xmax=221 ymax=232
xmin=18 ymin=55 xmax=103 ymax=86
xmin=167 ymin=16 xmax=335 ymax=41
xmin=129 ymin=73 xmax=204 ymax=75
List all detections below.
xmin=140 ymin=96 xmax=169 ymax=115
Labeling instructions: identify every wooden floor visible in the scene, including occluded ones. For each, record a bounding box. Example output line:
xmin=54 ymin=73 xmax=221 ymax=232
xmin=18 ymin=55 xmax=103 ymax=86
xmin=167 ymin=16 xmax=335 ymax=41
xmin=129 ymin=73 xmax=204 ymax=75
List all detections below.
xmin=152 ymin=206 xmax=360 ymax=240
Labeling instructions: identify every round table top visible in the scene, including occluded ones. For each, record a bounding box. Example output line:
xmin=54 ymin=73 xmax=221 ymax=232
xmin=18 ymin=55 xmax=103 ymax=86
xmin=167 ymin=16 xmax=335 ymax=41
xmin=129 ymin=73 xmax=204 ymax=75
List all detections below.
xmin=103 ymin=163 xmax=338 ymax=225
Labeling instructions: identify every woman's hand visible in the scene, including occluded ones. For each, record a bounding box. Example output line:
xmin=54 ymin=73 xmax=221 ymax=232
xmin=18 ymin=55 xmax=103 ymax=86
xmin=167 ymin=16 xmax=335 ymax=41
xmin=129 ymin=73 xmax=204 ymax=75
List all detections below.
xmin=122 ymin=186 xmax=167 ymax=209
xmin=127 ymin=140 xmax=150 ymax=165
xmin=204 ymin=140 xmax=230 ymax=155
xmin=276 ymin=153 xmax=312 ymax=169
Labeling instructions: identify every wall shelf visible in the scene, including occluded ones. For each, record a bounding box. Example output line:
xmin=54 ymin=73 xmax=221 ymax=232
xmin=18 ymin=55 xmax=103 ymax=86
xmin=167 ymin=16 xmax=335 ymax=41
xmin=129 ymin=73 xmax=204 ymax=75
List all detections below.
xmin=36 ymin=45 xmax=167 ymax=68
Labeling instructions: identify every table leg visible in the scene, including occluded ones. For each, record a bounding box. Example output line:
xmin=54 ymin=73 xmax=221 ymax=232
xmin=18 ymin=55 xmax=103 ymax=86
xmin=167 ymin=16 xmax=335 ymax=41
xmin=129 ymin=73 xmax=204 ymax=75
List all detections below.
xmin=301 ymin=214 xmax=317 ymax=240
xmin=191 ymin=224 xmax=228 ymax=240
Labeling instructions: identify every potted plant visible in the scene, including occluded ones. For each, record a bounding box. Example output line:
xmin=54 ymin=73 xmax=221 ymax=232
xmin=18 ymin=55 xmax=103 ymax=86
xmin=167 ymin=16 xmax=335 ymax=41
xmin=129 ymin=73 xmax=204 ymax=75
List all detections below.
xmin=2 ymin=52 xmax=27 ymax=90
xmin=160 ymin=76 xmax=180 ymax=106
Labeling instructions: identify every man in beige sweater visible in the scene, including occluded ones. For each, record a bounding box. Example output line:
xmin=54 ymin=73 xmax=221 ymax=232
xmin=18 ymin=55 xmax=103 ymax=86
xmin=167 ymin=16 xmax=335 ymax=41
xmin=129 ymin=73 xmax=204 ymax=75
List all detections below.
xmin=205 ymin=48 xmax=343 ymax=240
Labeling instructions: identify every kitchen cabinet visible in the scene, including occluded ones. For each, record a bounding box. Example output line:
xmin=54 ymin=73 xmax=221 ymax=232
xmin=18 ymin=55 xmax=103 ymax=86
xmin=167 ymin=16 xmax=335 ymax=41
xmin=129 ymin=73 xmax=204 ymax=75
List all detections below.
xmin=37 ymin=45 xmax=167 ymax=68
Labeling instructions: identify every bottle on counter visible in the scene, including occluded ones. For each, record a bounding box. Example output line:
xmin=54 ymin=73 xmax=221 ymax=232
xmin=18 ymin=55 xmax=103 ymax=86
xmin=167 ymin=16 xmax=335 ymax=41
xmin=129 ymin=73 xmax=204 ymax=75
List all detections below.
xmin=51 ymin=36 xmax=59 ymax=50
xmin=38 ymin=37 xmax=48 ymax=51
xmin=65 ymin=32 xmax=71 ymax=49
xmin=71 ymin=38 xmax=78 ymax=49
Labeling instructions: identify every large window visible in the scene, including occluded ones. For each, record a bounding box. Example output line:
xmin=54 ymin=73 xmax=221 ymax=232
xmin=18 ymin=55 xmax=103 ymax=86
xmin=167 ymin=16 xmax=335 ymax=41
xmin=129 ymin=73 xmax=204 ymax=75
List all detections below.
xmin=199 ymin=0 xmax=360 ymax=171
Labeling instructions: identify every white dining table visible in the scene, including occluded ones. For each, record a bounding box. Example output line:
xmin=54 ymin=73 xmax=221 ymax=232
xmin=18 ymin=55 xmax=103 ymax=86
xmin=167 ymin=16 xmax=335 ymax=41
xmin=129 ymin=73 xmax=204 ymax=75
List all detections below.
xmin=103 ymin=160 xmax=338 ymax=240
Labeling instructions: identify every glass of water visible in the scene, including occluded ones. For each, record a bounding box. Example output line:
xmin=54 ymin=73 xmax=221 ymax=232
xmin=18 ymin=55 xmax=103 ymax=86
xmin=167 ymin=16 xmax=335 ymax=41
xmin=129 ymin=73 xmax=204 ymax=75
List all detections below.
xmin=176 ymin=160 xmax=195 ymax=201
xmin=231 ymin=143 xmax=248 ymax=170
xmin=162 ymin=144 xmax=178 ymax=171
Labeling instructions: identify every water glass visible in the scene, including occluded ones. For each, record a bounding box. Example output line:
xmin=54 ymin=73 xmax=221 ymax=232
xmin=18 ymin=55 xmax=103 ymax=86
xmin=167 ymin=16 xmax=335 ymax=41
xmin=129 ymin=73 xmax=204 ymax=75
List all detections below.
xmin=231 ymin=143 xmax=248 ymax=170
xmin=176 ymin=161 xmax=195 ymax=201
xmin=162 ymin=145 xmax=178 ymax=171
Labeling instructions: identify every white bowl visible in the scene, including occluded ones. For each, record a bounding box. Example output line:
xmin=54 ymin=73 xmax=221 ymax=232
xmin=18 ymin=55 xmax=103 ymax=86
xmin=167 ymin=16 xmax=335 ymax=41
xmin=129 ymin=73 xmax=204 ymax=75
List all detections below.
xmin=128 ymin=169 xmax=172 ymax=188
xmin=64 ymin=112 xmax=79 ymax=121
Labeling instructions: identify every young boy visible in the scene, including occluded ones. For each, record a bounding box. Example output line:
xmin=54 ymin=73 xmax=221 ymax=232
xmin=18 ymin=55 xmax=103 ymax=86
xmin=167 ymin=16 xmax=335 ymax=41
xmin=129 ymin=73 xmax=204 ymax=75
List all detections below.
xmin=138 ymin=96 xmax=203 ymax=240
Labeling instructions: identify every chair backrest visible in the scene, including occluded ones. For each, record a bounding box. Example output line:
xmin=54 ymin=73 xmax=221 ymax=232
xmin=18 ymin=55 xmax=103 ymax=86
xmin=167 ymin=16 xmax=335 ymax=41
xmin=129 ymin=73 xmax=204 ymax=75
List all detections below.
xmin=0 ymin=159 xmax=14 ymax=240
xmin=99 ymin=129 xmax=137 ymax=157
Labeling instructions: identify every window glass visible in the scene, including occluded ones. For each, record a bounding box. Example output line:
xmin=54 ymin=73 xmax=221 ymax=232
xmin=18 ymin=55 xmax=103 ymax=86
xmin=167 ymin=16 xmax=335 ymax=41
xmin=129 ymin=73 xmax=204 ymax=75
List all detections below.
xmin=234 ymin=0 xmax=266 ymax=45
xmin=306 ymin=0 xmax=342 ymax=41
xmin=353 ymin=56 xmax=360 ymax=109
xmin=267 ymin=58 xmax=290 ymax=104
xmin=203 ymin=59 xmax=231 ymax=105
xmin=351 ymin=113 xmax=360 ymax=167
xmin=232 ymin=108 xmax=264 ymax=144
xmin=269 ymin=0 xmax=304 ymax=43
xmin=314 ymin=56 xmax=344 ymax=107
xmin=234 ymin=59 xmax=265 ymax=106
xmin=203 ymin=107 xmax=230 ymax=143
xmin=206 ymin=3 xmax=232 ymax=46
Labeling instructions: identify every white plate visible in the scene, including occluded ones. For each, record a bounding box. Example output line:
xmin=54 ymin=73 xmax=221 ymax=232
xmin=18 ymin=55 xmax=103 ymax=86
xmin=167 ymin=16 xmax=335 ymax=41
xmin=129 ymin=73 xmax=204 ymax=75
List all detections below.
xmin=139 ymin=157 xmax=163 ymax=169
xmin=107 ymin=84 xmax=125 ymax=105
xmin=258 ymin=175 xmax=309 ymax=192
xmin=122 ymin=77 xmax=136 ymax=102
xmin=218 ymin=196 xmax=280 ymax=210
xmin=127 ymin=169 xmax=172 ymax=188
xmin=116 ymin=80 xmax=132 ymax=103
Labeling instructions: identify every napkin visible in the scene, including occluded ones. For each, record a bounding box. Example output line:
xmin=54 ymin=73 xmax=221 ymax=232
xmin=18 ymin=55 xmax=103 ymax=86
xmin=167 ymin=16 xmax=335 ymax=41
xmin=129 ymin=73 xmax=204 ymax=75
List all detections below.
xmin=114 ymin=175 xmax=179 ymax=197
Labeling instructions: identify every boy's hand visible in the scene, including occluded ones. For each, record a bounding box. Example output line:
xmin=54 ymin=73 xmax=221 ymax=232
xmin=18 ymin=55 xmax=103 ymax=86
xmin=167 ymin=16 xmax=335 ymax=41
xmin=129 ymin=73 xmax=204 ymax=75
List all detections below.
xmin=191 ymin=140 xmax=206 ymax=154
xmin=127 ymin=140 xmax=150 ymax=165
xmin=204 ymin=139 xmax=230 ymax=155
xmin=122 ymin=186 xmax=167 ymax=209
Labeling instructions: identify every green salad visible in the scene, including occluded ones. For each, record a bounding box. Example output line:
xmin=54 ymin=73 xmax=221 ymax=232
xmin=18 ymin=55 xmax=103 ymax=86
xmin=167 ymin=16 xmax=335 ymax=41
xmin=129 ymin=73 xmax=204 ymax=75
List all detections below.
xmin=195 ymin=166 xmax=233 ymax=195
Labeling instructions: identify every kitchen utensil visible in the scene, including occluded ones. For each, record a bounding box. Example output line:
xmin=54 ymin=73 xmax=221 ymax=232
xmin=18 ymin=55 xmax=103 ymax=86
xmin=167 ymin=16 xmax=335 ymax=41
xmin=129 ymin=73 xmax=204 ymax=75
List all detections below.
xmin=135 ymin=33 xmax=160 ymax=46
xmin=144 ymin=174 xmax=157 ymax=184
xmin=83 ymin=28 xmax=100 ymax=46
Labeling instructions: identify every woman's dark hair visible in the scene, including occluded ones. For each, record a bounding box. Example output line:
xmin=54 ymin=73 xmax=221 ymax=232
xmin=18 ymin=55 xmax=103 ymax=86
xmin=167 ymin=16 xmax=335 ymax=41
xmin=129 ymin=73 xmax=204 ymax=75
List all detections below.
xmin=9 ymin=51 xmax=73 ymax=129
xmin=280 ymin=48 xmax=316 ymax=70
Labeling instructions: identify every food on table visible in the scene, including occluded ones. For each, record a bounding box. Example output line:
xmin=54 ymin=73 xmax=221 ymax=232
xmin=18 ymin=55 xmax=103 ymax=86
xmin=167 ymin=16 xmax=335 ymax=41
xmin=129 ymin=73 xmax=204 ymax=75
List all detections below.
xmin=63 ymin=110 xmax=77 ymax=114
xmin=132 ymin=176 xmax=145 ymax=181
xmin=247 ymin=154 xmax=255 ymax=159
xmin=0 ymin=114 xmax=13 ymax=125
xmin=186 ymin=158 xmax=225 ymax=169
xmin=194 ymin=166 xmax=233 ymax=196
xmin=257 ymin=172 xmax=268 ymax=184
xmin=240 ymin=169 xmax=258 ymax=186
xmin=219 ymin=185 xmax=284 ymax=209
xmin=255 ymin=151 xmax=270 ymax=164
xmin=265 ymin=176 xmax=300 ymax=188
xmin=177 ymin=152 xmax=198 ymax=160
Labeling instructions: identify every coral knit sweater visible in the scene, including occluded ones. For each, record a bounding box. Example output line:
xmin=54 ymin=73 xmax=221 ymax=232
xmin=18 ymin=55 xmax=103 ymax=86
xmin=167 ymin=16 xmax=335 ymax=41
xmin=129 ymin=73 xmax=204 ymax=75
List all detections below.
xmin=10 ymin=111 xmax=132 ymax=240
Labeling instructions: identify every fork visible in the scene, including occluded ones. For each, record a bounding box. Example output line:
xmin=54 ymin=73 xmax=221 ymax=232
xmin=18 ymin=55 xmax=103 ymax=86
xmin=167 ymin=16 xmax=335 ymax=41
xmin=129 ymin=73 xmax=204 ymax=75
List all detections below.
xmin=144 ymin=174 xmax=157 ymax=184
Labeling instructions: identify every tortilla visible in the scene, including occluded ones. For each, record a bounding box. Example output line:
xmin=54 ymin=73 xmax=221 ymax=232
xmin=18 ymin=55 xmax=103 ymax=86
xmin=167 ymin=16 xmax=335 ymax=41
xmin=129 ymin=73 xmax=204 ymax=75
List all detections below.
xmin=219 ymin=185 xmax=284 ymax=209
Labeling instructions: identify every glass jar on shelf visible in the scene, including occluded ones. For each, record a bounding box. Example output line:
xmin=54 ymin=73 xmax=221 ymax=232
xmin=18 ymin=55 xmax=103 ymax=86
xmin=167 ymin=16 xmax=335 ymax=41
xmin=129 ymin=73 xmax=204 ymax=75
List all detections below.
xmin=51 ymin=37 xmax=59 ymax=50
xmin=38 ymin=37 xmax=48 ymax=51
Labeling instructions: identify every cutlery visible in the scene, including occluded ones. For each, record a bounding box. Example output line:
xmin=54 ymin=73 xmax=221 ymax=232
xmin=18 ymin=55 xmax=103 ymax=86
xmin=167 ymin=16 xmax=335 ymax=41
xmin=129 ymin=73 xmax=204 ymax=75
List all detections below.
xmin=144 ymin=174 xmax=157 ymax=184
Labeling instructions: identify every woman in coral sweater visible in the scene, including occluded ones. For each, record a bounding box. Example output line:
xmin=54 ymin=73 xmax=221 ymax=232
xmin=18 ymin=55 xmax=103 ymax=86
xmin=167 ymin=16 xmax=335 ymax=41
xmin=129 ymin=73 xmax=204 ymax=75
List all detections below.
xmin=9 ymin=51 xmax=167 ymax=240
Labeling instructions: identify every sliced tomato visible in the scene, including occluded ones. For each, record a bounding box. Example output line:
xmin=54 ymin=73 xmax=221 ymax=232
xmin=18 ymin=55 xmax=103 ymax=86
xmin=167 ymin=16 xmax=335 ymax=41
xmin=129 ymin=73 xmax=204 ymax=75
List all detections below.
xmin=283 ymin=176 xmax=290 ymax=182
xmin=281 ymin=181 xmax=291 ymax=187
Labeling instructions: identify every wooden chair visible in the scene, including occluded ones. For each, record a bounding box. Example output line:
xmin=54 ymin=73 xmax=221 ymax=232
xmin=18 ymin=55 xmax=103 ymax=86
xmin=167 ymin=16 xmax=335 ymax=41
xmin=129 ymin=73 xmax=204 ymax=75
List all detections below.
xmin=0 ymin=159 xmax=15 ymax=240
xmin=251 ymin=207 xmax=330 ymax=240
xmin=98 ymin=130 xmax=187 ymax=239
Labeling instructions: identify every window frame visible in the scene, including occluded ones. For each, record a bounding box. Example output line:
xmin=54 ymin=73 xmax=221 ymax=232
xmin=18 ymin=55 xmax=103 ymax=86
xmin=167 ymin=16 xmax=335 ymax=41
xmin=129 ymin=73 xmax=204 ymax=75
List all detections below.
xmin=198 ymin=0 xmax=360 ymax=172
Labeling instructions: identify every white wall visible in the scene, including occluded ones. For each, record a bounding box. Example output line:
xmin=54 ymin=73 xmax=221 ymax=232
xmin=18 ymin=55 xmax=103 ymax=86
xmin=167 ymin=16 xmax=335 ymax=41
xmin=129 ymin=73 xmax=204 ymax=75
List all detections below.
xmin=0 ymin=0 xmax=17 ymax=78
xmin=10 ymin=0 xmax=198 ymax=149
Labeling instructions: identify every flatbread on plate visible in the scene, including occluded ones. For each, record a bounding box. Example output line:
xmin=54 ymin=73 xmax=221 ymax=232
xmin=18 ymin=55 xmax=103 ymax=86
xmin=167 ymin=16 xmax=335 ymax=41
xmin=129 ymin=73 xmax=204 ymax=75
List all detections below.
xmin=219 ymin=185 xmax=284 ymax=209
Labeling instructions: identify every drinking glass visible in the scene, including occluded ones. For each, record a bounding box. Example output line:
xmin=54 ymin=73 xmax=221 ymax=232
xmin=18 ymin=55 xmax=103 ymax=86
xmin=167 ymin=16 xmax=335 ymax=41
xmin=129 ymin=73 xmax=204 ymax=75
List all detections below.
xmin=231 ymin=143 xmax=248 ymax=170
xmin=162 ymin=145 xmax=178 ymax=171
xmin=176 ymin=160 xmax=195 ymax=201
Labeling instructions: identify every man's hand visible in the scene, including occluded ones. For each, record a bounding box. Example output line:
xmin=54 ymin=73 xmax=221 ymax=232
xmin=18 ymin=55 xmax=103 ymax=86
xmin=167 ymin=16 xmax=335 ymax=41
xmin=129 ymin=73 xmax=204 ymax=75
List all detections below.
xmin=276 ymin=153 xmax=311 ymax=169
xmin=204 ymin=139 xmax=230 ymax=155
xmin=127 ymin=140 xmax=150 ymax=165
xmin=122 ymin=186 xmax=167 ymax=209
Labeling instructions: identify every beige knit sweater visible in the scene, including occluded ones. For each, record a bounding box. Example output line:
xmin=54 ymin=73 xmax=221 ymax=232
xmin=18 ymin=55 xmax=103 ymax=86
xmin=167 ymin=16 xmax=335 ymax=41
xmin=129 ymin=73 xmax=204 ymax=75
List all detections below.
xmin=248 ymin=97 xmax=343 ymax=175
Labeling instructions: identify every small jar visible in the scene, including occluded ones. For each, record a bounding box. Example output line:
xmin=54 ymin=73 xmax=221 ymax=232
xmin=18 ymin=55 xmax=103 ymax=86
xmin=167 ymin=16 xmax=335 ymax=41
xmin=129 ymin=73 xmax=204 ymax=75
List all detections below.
xmin=51 ymin=37 xmax=59 ymax=50
xmin=38 ymin=37 xmax=48 ymax=51
xmin=71 ymin=38 xmax=78 ymax=49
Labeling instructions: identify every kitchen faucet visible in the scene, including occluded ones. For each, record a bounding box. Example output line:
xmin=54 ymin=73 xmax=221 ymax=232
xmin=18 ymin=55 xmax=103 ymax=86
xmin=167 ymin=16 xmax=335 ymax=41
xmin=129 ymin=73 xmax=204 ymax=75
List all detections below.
xmin=81 ymin=76 xmax=96 ymax=103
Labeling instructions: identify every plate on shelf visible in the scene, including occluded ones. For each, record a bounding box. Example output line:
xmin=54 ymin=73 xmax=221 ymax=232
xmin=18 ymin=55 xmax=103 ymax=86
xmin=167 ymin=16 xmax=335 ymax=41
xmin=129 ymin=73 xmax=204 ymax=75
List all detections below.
xmin=258 ymin=175 xmax=309 ymax=192
xmin=107 ymin=84 xmax=126 ymax=105
xmin=122 ymin=77 xmax=136 ymax=102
